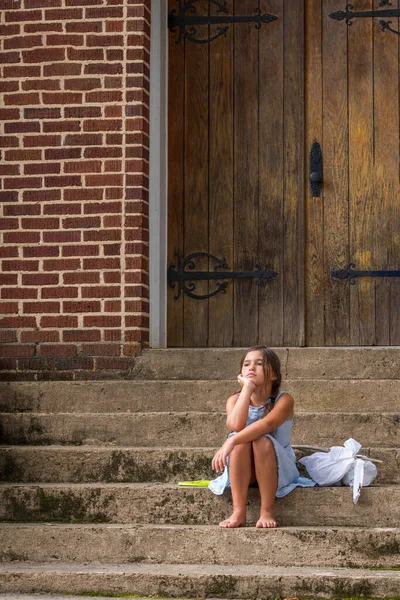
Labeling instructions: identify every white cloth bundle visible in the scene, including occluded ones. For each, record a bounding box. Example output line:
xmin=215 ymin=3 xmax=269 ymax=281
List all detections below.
xmin=299 ymin=438 xmax=377 ymax=503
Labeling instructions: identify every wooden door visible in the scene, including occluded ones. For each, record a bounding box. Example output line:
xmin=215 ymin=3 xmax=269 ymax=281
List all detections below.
xmin=305 ymin=0 xmax=400 ymax=345
xmin=167 ymin=0 xmax=305 ymax=347
xmin=167 ymin=0 xmax=400 ymax=347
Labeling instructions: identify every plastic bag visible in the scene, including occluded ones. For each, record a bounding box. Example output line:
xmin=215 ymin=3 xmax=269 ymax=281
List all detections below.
xmin=299 ymin=438 xmax=377 ymax=503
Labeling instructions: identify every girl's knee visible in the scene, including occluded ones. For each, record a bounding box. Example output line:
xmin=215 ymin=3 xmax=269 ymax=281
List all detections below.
xmin=252 ymin=437 xmax=274 ymax=457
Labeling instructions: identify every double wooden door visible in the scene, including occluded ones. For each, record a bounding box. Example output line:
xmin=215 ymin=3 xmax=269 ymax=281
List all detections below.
xmin=167 ymin=0 xmax=400 ymax=347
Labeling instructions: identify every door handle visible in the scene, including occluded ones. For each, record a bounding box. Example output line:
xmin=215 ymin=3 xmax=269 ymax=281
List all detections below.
xmin=310 ymin=141 xmax=323 ymax=197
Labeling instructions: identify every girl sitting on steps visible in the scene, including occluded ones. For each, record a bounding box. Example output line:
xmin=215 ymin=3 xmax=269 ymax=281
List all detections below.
xmin=209 ymin=346 xmax=315 ymax=528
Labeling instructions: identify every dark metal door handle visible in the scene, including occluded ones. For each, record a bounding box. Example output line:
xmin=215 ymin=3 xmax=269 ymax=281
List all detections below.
xmin=310 ymin=141 xmax=323 ymax=197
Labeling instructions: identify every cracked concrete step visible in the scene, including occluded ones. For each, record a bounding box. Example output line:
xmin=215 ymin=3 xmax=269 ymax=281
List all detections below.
xmin=1 ymin=483 xmax=399 ymax=527
xmin=132 ymin=347 xmax=400 ymax=380
xmin=0 ymin=597 xmax=148 ymax=600
xmin=0 ymin=562 xmax=399 ymax=599
xmin=0 ymin=445 xmax=398 ymax=484
xmin=2 ymin=379 xmax=399 ymax=414
xmin=1 ymin=523 xmax=400 ymax=569
xmin=1 ymin=411 xmax=399 ymax=447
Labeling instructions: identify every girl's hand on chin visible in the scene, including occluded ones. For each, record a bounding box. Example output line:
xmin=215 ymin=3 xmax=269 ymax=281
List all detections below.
xmin=237 ymin=374 xmax=256 ymax=390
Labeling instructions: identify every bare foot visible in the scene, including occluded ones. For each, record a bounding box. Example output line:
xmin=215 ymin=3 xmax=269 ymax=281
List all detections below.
xmin=219 ymin=510 xmax=246 ymax=528
xmin=256 ymin=510 xmax=277 ymax=529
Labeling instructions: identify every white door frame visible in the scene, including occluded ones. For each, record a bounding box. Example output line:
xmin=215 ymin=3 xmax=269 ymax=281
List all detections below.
xmin=149 ymin=0 xmax=168 ymax=348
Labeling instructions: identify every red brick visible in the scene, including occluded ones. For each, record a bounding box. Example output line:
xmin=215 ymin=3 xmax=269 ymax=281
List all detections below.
xmin=45 ymin=8 xmax=82 ymax=20
xmin=86 ymin=91 xmax=122 ymax=103
xmin=84 ymin=63 xmax=122 ymax=75
xmin=126 ymin=200 xmax=149 ymax=214
xmin=21 ymin=217 xmax=59 ymax=229
xmin=65 ymin=133 xmax=102 ymax=146
xmin=64 ymin=188 xmax=103 ymax=201
xmin=23 ymin=189 xmax=61 ymax=202
xmin=0 ymin=274 xmax=18 ymax=286
xmin=81 ymin=343 xmax=120 ymax=356
xmin=24 ymin=162 xmax=60 ymax=174
xmin=0 ymin=81 xmax=19 ymax=93
xmin=62 ymin=245 xmax=98 ymax=257
xmin=4 ymin=177 xmax=41 ymax=189
xmin=63 ymin=329 xmax=101 ymax=342
xmin=42 ymin=286 xmax=78 ymax=299
xmin=25 ymin=107 xmax=61 ymax=119
xmin=125 ymin=285 xmax=149 ymax=298
xmin=104 ymin=329 xmax=121 ymax=341
xmin=44 ymin=203 xmax=81 ymax=215
xmin=87 ymin=6 xmax=123 ymax=18
xmin=43 ymin=231 xmax=81 ymax=243
xmin=86 ymin=174 xmax=123 ymax=187
xmin=40 ymin=315 xmax=77 ymax=327
xmin=23 ymin=135 xmax=61 ymax=147
xmin=106 ymin=133 xmax=123 ymax=145
xmin=63 ymin=272 xmax=99 ymax=284
xmin=18 ymin=356 xmax=93 ymax=370
xmin=22 ymin=79 xmax=61 ymax=91
xmin=126 ymin=315 xmax=149 ymax=328
xmin=0 ymin=135 xmax=19 ymax=147
xmin=47 ymin=34 xmax=84 ymax=46
xmin=65 ymin=106 xmax=101 ymax=118
xmin=4 ymin=66 xmax=40 ymax=78
xmin=84 ymin=147 xmax=122 ymax=158
xmin=23 ymin=246 xmax=59 ymax=258
xmin=0 ymin=358 xmax=17 ymax=369
xmin=2 ymin=288 xmax=37 ymax=299
xmin=0 ymin=345 xmax=35 ymax=357
xmin=0 ymin=164 xmax=20 ymax=175
xmin=43 ymin=92 xmax=82 ymax=105
xmin=96 ymin=357 xmax=133 ymax=369
xmin=105 ymin=188 xmax=123 ymax=200
xmin=84 ymin=201 xmax=121 ymax=214
xmin=0 ymin=24 xmax=20 ymax=36
xmin=45 ymin=148 xmax=81 ymax=160
xmin=4 ymin=34 xmax=42 ymax=49
xmin=83 ymin=119 xmax=122 ymax=132
xmin=67 ymin=48 xmax=103 ymax=61
xmin=40 ymin=344 xmax=77 ymax=357
xmin=26 ymin=0 xmax=62 ymax=8
xmin=23 ymin=48 xmax=65 ymax=63
xmin=0 ymin=316 xmax=36 ymax=328
xmin=23 ymin=273 xmax=59 ymax=285
xmin=83 ymin=230 xmax=121 ymax=242
xmin=21 ymin=330 xmax=59 ymax=343
xmin=125 ymin=330 xmax=145 ymax=342
xmin=0 ymin=51 xmax=21 ymax=64
xmin=45 ymin=175 xmax=81 ymax=187
xmin=64 ymin=160 xmax=101 ymax=174
xmin=84 ymin=315 xmax=121 ymax=327
xmin=23 ymin=301 xmax=60 ymax=314
xmin=43 ymin=258 xmax=80 ymax=271
xmin=25 ymin=22 xmax=63 ymax=32
xmin=63 ymin=301 xmax=101 ymax=313
xmin=66 ymin=22 xmax=103 ymax=33
xmin=125 ymin=300 xmax=149 ymax=313
xmin=105 ymin=106 xmax=122 ymax=118
xmin=5 ymin=122 xmax=40 ymax=134
xmin=82 ymin=286 xmax=120 ymax=298
xmin=106 ymin=22 xmax=123 ymax=33
xmin=64 ymin=77 xmax=101 ymax=91
xmin=0 ymin=330 xmax=18 ymax=343
xmin=43 ymin=121 xmax=81 ymax=133
xmin=0 ymin=247 xmax=19 ymax=258
xmin=87 ymin=34 xmax=123 ymax=47
xmin=104 ymin=159 xmax=122 ymax=172
xmin=0 ymin=302 xmax=19 ymax=314
xmin=2 ymin=260 xmax=39 ymax=271
xmin=123 ymin=343 xmax=142 ymax=356
xmin=0 ymin=108 xmax=20 ymax=120
xmin=103 ymin=270 xmax=120 ymax=282
xmin=4 ymin=232 xmax=40 ymax=244
xmin=84 ymin=258 xmax=120 ymax=270
xmin=104 ymin=300 xmax=121 ymax=312
xmin=103 ymin=215 xmax=121 ymax=228
xmin=63 ymin=216 xmax=100 ymax=229
xmin=44 ymin=63 xmax=81 ymax=76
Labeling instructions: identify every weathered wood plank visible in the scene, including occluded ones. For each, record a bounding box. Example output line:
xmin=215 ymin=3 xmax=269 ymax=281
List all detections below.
xmin=283 ymin=0 xmax=305 ymax=345
xmin=167 ymin=0 xmax=185 ymax=346
xmin=183 ymin=1 xmax=209 ymax=346
xmin=348 ymin=0 xmax=375 ymax=345
xmin=305 ymin=0 xmax=324 ymax=345
xmin=233 ymin=0 xmax=259 ymax=346
xmin=258 ymin=0 xmax=284 ymax=346
xmin=322 ymin=0 xmax=350 ymax=345
xmin=208 ymin=0 xmax=234 ymax=347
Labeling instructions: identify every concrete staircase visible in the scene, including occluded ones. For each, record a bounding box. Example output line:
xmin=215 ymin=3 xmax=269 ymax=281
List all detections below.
xmin=0 ymin=347 xmax=400 ymax=599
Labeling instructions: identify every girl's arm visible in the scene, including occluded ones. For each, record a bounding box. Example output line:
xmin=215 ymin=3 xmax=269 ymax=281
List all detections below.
xmin=212 ymin=394 xmax=294 ymax=473
xmin=225 ymin=379 xmax=254 ymax=431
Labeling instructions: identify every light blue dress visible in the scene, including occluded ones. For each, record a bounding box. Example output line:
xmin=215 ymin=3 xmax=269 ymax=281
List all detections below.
xmin=208 ymin=390 xmax=316 ymax=497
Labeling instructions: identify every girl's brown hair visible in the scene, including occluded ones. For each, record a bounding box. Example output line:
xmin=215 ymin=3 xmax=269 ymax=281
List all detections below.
xmin=240 ymin=346 xmax=281 ymax=397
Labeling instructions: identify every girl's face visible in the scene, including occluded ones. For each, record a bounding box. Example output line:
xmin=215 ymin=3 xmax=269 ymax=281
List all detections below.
xmin=241 ymin=350 xmax=277 ymax=388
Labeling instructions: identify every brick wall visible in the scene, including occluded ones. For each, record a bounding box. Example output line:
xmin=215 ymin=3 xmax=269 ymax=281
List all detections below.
xmin=0 ymin=0 xmax=151 ymax=379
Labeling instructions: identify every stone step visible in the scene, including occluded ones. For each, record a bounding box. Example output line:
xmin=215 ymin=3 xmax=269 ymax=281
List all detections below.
xmin=0 ymin=483 xmax=399 ymax=527
xmin=1 ymin=411 xmax=398 ymax=447
xmin=0 ymin=445 xmax=397 ymax=484
xmin=1 ymin=379 xmax=399 ymax=413
xmin=0 ymin=562 xmax=399 ymax=598
xmin=132 ymin=347 xmax=400 ymax=380
xmin=1 ymin=523 xmax=400 ymax=569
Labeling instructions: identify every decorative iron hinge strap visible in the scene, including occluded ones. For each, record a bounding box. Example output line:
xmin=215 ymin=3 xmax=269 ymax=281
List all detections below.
xmin=329 ymin=2 xmax=400 ymax=36
xmin=168 ymin=252 xmax=278 ymax=299
xmin=332 ymin=263 xmax=400 ymax=284
xmin=168 ymin=0 xmax=278 ymax=45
